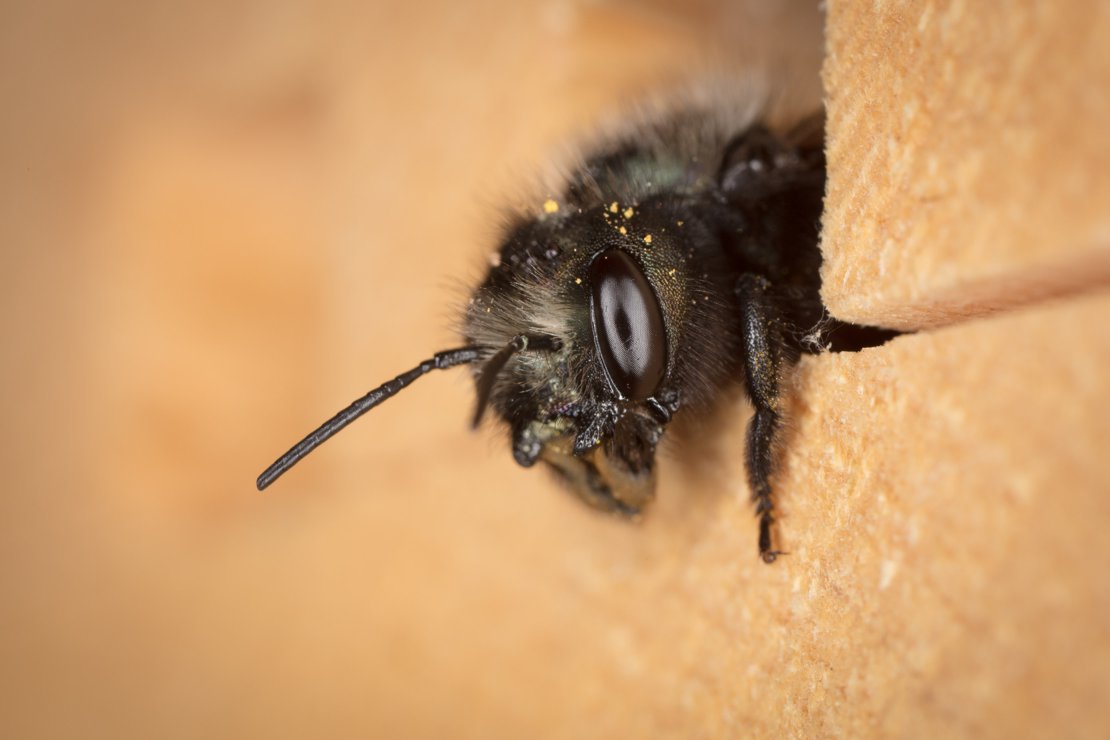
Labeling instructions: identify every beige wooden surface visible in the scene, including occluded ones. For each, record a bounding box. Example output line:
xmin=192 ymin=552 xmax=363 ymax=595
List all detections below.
xmin=822 ymin=0 xmax=1110 ymax=330
xmin=2 ymin=1 xmax=1107 ymax=738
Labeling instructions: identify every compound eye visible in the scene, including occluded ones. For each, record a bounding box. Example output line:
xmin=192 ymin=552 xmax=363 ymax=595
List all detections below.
xmin=588 ymin=249 xmax=667 ymax=400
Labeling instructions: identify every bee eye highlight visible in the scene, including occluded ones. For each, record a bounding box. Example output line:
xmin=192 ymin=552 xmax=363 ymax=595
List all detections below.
xmin=588 ymin=249 xmax=667 ymax=400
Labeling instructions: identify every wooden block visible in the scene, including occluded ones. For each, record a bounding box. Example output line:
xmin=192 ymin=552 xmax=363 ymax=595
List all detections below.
xmin=767 ymin=291 xmax=1110 ymax=736
xmin=5 ymin=0 xmax=1109 ymax=737
xmin=822 ymin=0 xmax=1110 ymax=329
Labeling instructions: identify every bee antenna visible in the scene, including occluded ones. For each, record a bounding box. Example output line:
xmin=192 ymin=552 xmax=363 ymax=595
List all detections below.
xmin=257 ymin=346 xmax=483 ymax=491
xmin=471 ymin=334 xmax=562 ymax=429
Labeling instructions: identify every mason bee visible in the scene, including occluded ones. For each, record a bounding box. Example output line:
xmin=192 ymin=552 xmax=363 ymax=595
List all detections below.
xmin=257 ymin=86 xmax=896 ymax=563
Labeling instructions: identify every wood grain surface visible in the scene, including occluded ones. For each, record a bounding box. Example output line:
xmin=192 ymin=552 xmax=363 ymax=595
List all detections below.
xmin=2 ymin=1 xmax=1107 ymax=738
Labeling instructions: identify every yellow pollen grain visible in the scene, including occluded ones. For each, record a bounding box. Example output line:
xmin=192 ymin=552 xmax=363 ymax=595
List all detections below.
xmin=668 ymin=268 xmax=676 ymax=276
xmin=619 ymin=226 xmax=627 ymax=235
xmin=543 ymin=199 xmax=559 ymax=214
xmin=623 ymin=207 xmax=634 ymax=219
xmin=609 ymin=202 xmax=619 ymax=213
xmin=643 ymin=234 xmax=653 ymax=244
xmin=575 ymin=277 xmax=582 ymax=285
xmin=677 ymin=220 xmax=684 ymax=227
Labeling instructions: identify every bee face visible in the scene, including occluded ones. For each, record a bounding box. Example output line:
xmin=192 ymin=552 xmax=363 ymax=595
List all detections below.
xmin=257 ymin=95 xmax=899 ymax=561
xmin=464 ymin=197 xmax=738 ymax=514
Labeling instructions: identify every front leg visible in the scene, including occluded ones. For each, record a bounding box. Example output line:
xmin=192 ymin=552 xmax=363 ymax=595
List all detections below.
xmin=516 ymin=422 xmax=646 ymax=518
xmin=543 ymin=450 xmax=644 ymax=518
xmin=736 ymin=273 xmax=791 ymax=563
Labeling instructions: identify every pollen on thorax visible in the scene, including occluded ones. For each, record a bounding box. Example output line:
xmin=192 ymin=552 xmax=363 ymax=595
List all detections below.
xmin=623 ymin=207 xmax=634 ymax=219
xmin=574 ymin=277 xmax=582 ymax=285
xmin=609 ymin=201 xmax=619 ymax=214
xmin=542 ymin=199 xmax=559 ymax=214
xmin=643 ymin=234 xmax=653 ymax=245
xmin=619 ymin=226 xmax=627 ymax=235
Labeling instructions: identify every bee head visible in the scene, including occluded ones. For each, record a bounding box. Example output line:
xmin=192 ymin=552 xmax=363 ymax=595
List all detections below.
xmin=463 ymin=199 xmax=731 ymax=513
xmin=257 ymin=197 xmax=737 ymax=509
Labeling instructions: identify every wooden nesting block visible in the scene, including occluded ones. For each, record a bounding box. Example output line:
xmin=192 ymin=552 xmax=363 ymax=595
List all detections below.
xmin=821 ymin=0 xmax=1110 ymax=330
xmin=763 ymin=291 xmax=1110 ymax=737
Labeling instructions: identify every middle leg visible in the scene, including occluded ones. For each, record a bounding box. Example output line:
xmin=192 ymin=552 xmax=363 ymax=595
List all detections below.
xmin=736 ymin=272 xmax=792 ymax=563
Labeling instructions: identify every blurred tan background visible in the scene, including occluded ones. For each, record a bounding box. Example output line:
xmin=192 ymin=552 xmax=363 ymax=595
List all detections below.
xmin=3 ymin=0 xmax=1109 ymax=738
xmin=0 ymin=1 xmax=822 ymax=737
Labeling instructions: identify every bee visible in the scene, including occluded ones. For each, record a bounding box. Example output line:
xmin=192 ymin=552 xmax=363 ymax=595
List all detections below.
xmin=256 ymin=87 xmax=897 ymax=563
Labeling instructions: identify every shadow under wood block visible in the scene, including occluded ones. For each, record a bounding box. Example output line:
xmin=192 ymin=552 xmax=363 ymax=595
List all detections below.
xmin=821 ymin=0 xmax=1110 ymax=330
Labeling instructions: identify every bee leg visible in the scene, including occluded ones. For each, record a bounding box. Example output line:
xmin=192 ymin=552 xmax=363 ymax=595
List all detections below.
xmin=736 ymin=273 xmax=789 ymax=564
xmin=543 ymin=454 xmax=642 ymax=518
xmin=718 ymin=124 xmax=782 ymax=192
xmin=575 ymin=472 xmax=644 ymax=518
xmin=719 ymin=124 xmax=823 ymax=202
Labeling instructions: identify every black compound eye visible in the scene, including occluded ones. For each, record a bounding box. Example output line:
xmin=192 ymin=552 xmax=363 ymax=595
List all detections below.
xmin=588 ymin=249 xmax=667 ymax=400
